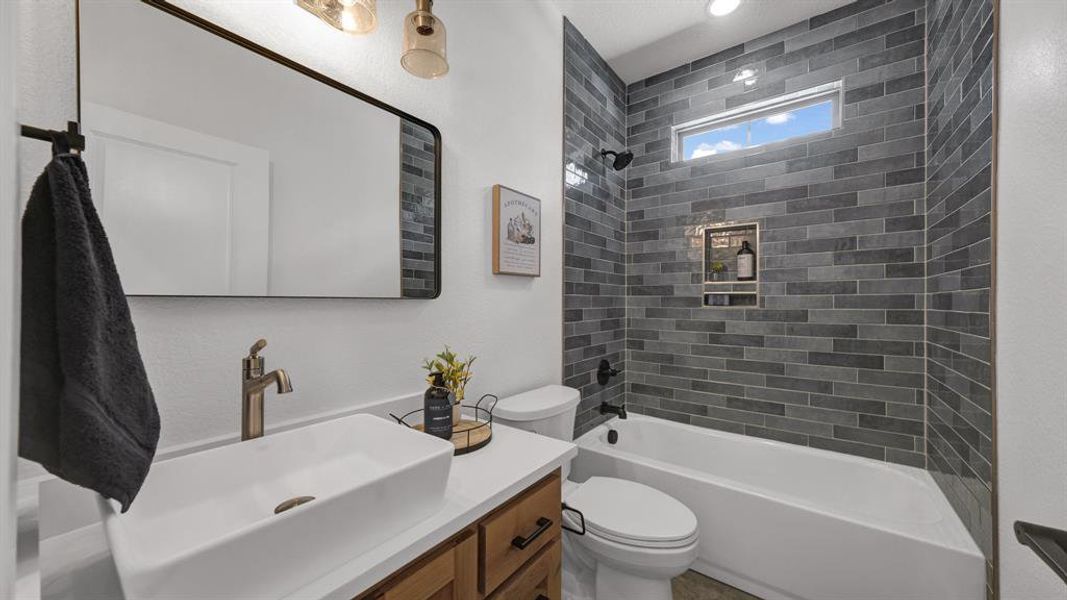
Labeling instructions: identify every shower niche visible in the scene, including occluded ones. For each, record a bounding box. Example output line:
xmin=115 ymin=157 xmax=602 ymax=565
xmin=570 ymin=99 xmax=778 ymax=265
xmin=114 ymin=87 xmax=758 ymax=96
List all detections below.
xmin=702 ymin=222 xmax=759 ymax=308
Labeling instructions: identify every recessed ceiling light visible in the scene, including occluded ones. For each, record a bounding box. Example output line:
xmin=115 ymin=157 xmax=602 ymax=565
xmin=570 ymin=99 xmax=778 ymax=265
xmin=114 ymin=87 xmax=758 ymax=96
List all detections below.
xmin=707 ymin=0 xmax=741 ymax=17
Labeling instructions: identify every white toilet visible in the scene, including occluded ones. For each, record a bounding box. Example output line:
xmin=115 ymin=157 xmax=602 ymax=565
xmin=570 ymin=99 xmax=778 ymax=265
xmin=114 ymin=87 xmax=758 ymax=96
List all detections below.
xmin=494 ymin=385 xmax=698 ymax=600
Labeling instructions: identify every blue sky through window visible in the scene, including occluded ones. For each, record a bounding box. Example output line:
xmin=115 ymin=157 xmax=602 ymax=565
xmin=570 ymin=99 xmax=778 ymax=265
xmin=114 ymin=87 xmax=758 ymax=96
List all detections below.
xmin=682 ymin=100 xmax=834 ymax=161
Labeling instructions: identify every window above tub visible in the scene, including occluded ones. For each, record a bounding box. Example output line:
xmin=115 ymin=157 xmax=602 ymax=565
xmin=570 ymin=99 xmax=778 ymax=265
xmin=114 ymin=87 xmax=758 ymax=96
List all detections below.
xmin=672 ymin=81 xmax=843 ymax=162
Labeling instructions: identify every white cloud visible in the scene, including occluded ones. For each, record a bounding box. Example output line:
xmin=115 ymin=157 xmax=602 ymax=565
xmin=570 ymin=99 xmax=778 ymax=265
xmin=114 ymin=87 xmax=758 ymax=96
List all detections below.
xmin=690 ymin=140 xmax=743 ymax=158
xmin=765 ymin=112 xmax=794 ymax=125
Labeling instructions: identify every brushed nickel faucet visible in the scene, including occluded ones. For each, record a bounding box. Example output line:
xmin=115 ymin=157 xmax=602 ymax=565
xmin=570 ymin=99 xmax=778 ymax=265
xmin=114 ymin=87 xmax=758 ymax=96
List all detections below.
xmin=241 ymin=339 xmax=293 ymax=441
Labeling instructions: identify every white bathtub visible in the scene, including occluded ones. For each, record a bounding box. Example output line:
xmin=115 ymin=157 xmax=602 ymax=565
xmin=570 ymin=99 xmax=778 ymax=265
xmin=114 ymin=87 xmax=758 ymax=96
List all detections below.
xmin=571 ymin=415 xmax=984 ymax=600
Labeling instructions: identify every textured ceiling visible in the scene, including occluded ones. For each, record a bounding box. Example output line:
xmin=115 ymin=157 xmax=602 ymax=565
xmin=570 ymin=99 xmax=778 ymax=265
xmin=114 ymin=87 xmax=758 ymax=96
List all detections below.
xmin=552 ymin=0 xmax=853 ymax=83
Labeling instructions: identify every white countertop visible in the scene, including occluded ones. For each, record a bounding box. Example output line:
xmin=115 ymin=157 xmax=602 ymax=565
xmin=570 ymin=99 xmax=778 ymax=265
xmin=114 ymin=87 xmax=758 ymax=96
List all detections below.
xmin=23 ymin=423 xmax=576 ymax=600
xmin=289 ymin=423 xmax=576 ymax=599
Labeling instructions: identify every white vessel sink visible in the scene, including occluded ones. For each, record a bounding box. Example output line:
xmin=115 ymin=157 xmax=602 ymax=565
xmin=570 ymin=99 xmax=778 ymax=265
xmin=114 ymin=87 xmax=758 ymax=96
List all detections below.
xmin=98 ymin=413 xmax=454 ymax=598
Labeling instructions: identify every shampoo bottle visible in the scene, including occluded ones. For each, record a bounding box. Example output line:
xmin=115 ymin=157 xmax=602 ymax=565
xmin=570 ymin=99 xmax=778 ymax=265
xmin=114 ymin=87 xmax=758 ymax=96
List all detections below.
xmin=737 ymin=240 xmax=756 ymax=281
xmin=424 ymin=372 xmax=453 ymax=440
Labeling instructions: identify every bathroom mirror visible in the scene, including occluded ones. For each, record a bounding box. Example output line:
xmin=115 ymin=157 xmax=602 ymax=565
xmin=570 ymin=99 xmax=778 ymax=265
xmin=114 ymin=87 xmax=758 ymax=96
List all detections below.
xmin=76 ymin=0 xmax=441 ymax=298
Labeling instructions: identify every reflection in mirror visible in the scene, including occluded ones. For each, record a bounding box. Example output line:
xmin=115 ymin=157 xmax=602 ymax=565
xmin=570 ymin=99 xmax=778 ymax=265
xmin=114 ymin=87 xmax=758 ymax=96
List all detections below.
xmin=399 ymin=122 xmax=438 ymax=298
xmin=77 ymin=0 xmax=439 ymax=298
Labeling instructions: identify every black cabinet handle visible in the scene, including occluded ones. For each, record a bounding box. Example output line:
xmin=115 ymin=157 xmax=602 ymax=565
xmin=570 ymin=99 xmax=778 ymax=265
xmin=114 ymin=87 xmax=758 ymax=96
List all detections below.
xmin=512 ymin=517 xmax=552 ymax=550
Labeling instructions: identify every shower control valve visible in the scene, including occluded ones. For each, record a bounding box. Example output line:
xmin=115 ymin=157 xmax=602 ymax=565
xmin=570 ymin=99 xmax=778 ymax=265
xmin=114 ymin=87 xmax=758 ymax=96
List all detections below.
xmin=596 ymin=359 xmax=620 ymax=386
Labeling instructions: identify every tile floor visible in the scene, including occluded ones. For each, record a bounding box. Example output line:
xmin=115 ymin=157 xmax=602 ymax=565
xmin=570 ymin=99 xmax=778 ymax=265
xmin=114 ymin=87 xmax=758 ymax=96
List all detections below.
xmin=672 ymin=570 xmax=761 ymax=600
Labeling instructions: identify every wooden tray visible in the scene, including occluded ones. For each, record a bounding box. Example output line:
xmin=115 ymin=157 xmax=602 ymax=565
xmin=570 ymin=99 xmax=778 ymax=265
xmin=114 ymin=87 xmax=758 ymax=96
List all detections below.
xmin=392 ymin=397 xmax=498 ymax=456
xmin=414 ymin=417 xmax=492 ymax=455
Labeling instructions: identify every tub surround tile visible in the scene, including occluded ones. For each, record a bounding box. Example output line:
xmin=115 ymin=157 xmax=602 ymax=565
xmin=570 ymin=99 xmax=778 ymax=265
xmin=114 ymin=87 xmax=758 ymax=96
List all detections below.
xmin=623 ymin=0 xmax=927 ymax=465
xmin=924 ymin=0 xmax=995 ymax=591
xmin=564 ymin=2 xmax=995 ymax=590
xmin=564 ymin=20 xmax=628 ymax=437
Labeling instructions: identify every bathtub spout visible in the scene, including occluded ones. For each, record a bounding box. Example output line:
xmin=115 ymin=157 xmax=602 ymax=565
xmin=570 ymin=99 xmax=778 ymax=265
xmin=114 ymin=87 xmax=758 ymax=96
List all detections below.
xmin=600 ymin=401 xmax=627 ymax=420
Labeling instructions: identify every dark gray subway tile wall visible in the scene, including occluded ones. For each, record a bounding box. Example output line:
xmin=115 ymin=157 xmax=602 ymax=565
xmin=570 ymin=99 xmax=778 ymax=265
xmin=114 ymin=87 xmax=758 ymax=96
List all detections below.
xmin=623 ymin=0 xmax=929 ymax=466
xmin=400 ymin=122 xmax=437 ymax=298
xmin=925 ymin=0 xmax=995 ymax=588
xmin=563 ymin=19 xmax=627 ymax=436
xmin=561 ymin=0 xmax=998 ymax=588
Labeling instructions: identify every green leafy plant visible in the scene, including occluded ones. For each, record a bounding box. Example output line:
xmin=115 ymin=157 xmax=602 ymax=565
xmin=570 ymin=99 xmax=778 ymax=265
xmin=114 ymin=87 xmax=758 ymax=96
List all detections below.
xmin=710 ymin=261 xmax=726 ymax=274
xmin=422 ymin=346 xmax=476 ymax=404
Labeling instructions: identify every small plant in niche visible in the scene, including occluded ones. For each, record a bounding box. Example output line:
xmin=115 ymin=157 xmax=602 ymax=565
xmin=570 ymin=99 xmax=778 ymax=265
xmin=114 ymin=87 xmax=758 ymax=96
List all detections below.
xmin=710 ymin=261 xmax=727 ymax=281
xmin=422 ymin=346 xmax=476 ymax=407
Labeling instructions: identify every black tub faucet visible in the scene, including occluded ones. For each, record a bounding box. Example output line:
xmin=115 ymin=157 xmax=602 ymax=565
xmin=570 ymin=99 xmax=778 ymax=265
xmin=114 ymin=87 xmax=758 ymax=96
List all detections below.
xmin=599 ymin=402 xmax=627 ymax=420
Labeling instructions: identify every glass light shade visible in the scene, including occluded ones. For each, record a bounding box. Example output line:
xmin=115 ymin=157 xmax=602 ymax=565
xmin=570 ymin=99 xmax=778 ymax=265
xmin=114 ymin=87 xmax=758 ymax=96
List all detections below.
xmin=401 ymin=3 xmax=448 ymax=79
xmin=339 ymin=0 xmax=376 ymax=34
xmin=297 ymin=0 xmax=376 ymax=35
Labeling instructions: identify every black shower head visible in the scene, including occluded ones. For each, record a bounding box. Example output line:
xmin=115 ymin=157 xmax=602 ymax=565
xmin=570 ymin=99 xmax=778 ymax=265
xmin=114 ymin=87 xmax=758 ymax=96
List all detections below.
xmin=600 ymin=148 xmax=634 ymax=171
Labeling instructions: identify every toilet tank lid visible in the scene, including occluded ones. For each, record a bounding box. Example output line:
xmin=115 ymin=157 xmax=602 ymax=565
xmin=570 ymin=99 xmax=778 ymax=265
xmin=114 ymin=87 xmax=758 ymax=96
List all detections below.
xmin=493 ymin=385 xmax=581 ymax=421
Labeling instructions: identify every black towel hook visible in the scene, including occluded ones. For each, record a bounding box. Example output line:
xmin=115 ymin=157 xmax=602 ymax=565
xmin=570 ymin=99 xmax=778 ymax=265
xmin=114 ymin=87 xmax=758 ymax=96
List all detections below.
xmin=20 ymin=121 xmax=85 ymax=154
xmin=49 ymin=130 xmax=70 ymax=157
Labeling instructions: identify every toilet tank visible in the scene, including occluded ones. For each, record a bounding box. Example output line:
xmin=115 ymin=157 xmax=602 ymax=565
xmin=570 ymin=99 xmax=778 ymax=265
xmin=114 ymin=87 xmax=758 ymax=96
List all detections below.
xmin=493 ymin=385 xmax=581 ymax=443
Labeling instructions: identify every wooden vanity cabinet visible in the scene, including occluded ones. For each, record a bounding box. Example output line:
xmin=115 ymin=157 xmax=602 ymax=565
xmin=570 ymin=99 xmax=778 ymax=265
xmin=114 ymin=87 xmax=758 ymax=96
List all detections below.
xmin=487 ymin=538 xmax=561 ymax=600
xmin=358 ymin=470 xmax=562 ymax=600
xmin=371 ymin=530 xmax=478 ymax=600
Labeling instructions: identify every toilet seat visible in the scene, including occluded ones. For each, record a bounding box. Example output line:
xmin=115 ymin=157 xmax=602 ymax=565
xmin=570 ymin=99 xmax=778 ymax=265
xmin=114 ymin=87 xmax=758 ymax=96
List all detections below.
xmin=564 ymin=477 xmax=698 ymax=550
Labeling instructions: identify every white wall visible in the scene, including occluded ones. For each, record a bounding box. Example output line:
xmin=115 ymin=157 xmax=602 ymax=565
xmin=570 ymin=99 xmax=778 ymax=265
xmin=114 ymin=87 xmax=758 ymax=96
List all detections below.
xmin=2 ymin=1 xmax=22 ymax=595
xmin=996 ymin=1 xmax=1067 ymax=598
xmin=15 ymin=0 xmax=563 ymax=463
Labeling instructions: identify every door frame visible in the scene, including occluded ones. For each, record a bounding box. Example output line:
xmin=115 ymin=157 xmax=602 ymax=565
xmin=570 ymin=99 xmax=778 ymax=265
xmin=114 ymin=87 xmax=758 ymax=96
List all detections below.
xmin=0 ymin=0 xmax=22 ymax=596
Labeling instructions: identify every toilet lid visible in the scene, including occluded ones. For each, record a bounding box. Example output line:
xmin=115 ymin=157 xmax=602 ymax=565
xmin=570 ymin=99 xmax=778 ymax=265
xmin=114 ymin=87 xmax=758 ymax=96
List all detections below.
xmin=565 ymin=477 xmax=698 ymax=546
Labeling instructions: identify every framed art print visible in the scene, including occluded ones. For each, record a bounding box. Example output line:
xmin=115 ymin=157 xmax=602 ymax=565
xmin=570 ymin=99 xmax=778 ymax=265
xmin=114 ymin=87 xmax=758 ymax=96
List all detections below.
xmin=492 ymin=185 xmax=541 ymax=276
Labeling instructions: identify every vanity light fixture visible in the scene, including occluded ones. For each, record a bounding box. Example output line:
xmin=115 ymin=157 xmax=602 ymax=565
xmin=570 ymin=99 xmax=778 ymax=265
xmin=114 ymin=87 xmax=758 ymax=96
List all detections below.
xmin=733 ymin=67 xmax=759 ymax=86
xmin=296 ymin=0 xmax=377 ymax=35
xmin=706 ymin=0 xmax=741 ymax=17
xmin=401 ymin=0 xmax=449 ymax=79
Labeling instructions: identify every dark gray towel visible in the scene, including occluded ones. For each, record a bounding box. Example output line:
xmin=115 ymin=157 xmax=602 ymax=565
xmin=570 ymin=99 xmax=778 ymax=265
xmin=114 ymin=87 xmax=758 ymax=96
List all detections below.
xmin=19 ymin=152 xmax=159 ymax=512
